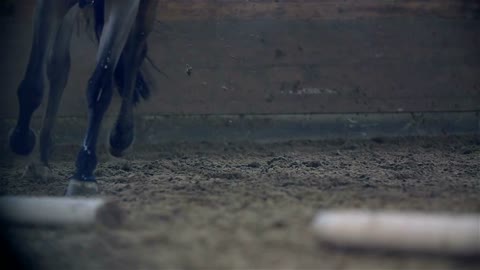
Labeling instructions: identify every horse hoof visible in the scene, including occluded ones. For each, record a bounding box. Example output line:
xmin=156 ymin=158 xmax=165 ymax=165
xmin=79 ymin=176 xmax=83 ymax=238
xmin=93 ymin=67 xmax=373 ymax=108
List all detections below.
xmin=108 ymin=145 xmax=124 ymax=158
xmin=9 ymin=128 xmax=36 ymax=156
xmin=109 ymin=128 xmax=134 ymax=158
xmin=23 ymin=162 xmax=52 ymax=181
xmin=65 ymin=179 xmax=99 ymax=197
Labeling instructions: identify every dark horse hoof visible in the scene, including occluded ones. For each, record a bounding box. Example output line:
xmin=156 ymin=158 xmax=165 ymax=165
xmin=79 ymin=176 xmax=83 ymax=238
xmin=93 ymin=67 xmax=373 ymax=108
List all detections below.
xmin=9 ymin=128 xmax=36 ymax=156
xmin=109 ymin=127 xmax=134 ymax=158
xmin=65 ymin=179 xmax=99 ymax=197
xmin=109 ymin=146 xmax=124 ymax=158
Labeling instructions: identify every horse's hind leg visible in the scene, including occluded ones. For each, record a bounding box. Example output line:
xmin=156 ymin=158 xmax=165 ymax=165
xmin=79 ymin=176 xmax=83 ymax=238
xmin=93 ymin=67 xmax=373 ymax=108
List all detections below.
xmin=66 ymin=0 xmax=141 ymax=196
xmin=25 ymin=6 xmax=77 ymax=180
xmin=41 ymin=7 xmax=76 ymax=166
xmin=9 ymin=0 xmax=75 ymax=156
xmin=109 ymin=0 xmax=159 ymax=157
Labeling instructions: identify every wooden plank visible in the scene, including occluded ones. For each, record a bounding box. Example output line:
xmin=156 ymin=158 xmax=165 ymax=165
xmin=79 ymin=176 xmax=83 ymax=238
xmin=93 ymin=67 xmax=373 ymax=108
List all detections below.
xmin=156 ymin=0 xmax=480 ymax=20
xmin=10 ymin=0 xmax=480 ymax=20
xmin=0 ymin=197 xmax=124 ymax=227
xmin=1 ymin=112 xmax=478 ymax=145
xmin=139 ymin=17 xmax=480 ymax=114
xmin=312 ymin=210 xmax=480 ymax=256
xmin=0 ymin=0 xmax=478 ymax=119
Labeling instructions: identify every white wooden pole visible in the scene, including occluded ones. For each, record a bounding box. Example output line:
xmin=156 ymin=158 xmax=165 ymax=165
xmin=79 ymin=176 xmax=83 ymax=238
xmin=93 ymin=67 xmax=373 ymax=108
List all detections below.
xmin=312 ymin=210 xmax=480 ymax=256
xmin=0 ymin=196 xmax=124 ymax=228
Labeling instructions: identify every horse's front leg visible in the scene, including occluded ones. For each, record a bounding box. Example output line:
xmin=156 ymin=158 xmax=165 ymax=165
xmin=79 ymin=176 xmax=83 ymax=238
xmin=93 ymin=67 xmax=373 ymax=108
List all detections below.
xmin=9 ymin=0 xmax=75 ymax=156
xmin=66 ymin=0 xmax=141 ymax=196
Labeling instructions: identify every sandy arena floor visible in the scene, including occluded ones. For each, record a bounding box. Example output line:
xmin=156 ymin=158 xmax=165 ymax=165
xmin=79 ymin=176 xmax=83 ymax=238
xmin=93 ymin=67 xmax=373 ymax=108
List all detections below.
xmin=0 ymin=135 xmax=479 ymax=269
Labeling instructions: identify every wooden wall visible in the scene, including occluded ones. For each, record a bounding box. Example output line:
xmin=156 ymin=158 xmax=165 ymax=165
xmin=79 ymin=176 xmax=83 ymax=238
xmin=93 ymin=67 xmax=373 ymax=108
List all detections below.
xmin=0 ymin=0 xmax=479 ymax=118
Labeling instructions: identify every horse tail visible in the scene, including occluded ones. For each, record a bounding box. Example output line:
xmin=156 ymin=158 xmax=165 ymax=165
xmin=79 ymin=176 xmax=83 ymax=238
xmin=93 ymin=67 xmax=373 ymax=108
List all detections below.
xmin=114 ymin=44 xmax=152 ymax=105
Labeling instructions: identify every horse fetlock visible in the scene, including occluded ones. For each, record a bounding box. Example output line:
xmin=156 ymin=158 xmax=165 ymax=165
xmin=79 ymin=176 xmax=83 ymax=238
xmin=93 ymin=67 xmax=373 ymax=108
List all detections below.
xmin=17 ymin=79 xmax=44 ymax=110
xmin=109 ymin=123 xmax=135 ymax=157
xmin=39 ymin=135 xmax=54 ymax=165
xmin=9 ymin=127 xmax=36 ymax=156
xmin=73 ymin=148 xmax=98 ymax=181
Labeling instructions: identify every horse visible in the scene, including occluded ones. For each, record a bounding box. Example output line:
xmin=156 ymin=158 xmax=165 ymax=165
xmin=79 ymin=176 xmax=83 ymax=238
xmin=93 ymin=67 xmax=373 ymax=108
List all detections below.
xmin=9 ymin=0 xmax=159 ymax=196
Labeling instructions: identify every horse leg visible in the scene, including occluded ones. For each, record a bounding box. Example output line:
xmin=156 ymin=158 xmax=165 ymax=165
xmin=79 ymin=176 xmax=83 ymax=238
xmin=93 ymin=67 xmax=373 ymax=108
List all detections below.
xmin=109 ymin=0 xmax=159 ymax=157
xmin=66 ymin=0 xmax=141 ymax=196
xmin=9 ymin=0 xmax=75 ymax=156
xmin=24 ymin=6 xmax=77 ymax=180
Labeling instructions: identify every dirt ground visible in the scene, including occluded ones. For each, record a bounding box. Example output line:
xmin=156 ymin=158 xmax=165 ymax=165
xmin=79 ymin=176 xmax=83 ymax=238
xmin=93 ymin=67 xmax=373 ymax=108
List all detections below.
xmin=0 ymin=135 xmax=479 ymax=269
